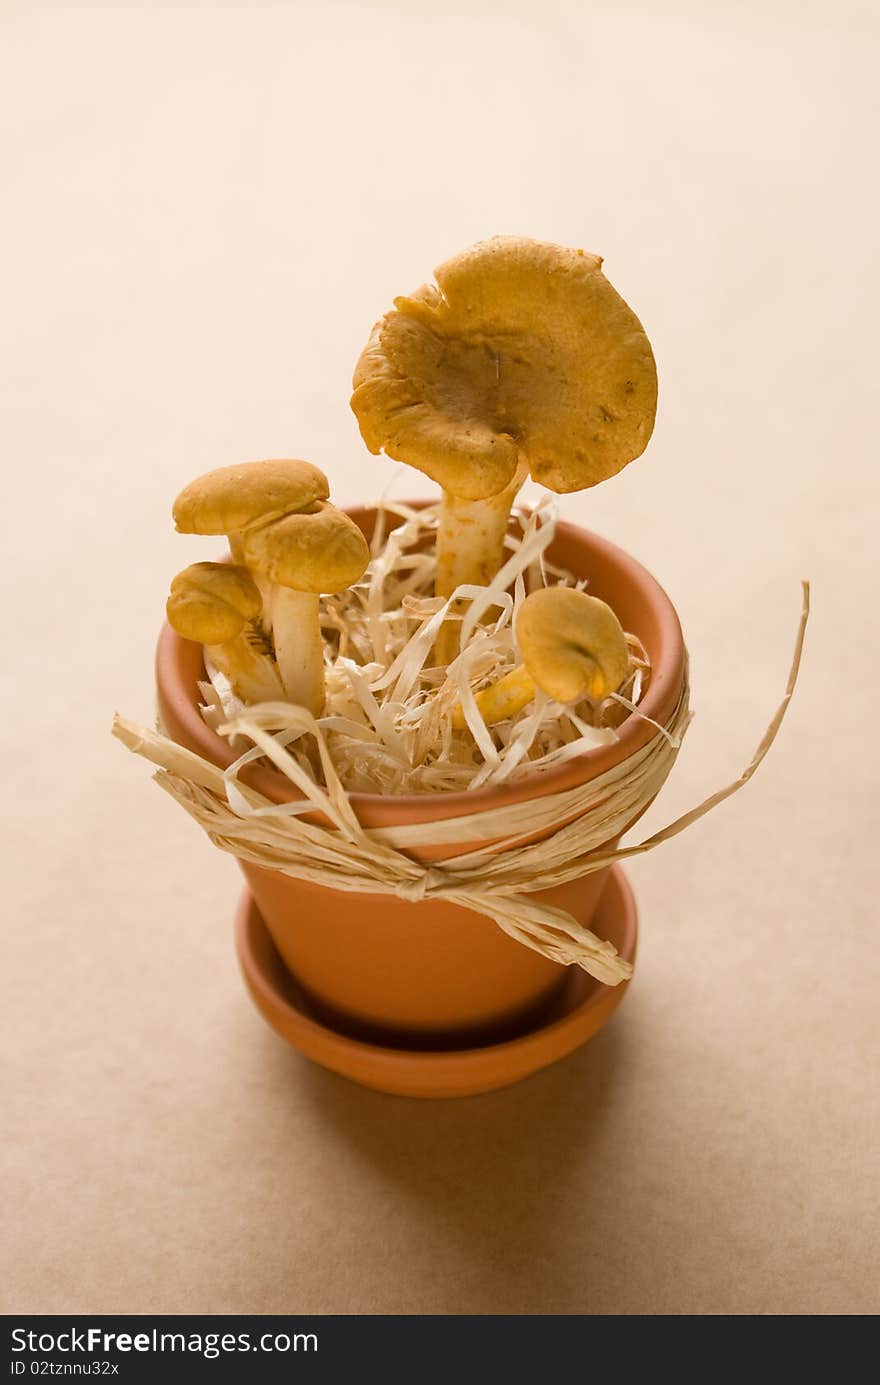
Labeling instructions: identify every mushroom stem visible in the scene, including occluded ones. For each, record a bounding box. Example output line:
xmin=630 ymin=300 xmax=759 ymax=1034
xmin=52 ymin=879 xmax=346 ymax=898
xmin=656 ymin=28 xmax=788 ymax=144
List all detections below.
xmin=450 ymin=663 xmax=538 ymax=730
xmin=450 ymin=650 xmax=609 ymax=730
xmin=228 ymin=532 xmax=274 ymax=635
xmin=434 ymin=459 xmax=528 ymax=665
xmin=269 ymin=588 xmax=325 ymax=714
xmin=206 ymin=629 xmax=285 ymax=705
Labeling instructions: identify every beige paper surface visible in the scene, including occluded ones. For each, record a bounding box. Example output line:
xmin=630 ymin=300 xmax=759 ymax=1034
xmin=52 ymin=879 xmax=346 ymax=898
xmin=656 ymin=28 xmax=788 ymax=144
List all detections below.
xmin=2 ymin=0 xmax=877 ymax=1315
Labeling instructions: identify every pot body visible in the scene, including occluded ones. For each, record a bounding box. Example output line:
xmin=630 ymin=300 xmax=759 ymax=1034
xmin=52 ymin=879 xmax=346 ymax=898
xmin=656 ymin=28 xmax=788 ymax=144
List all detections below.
xmin=156 ymin=507 xmax=684 ymax=1043
xmin=238 ymin=862 xmax=610 ymax=1040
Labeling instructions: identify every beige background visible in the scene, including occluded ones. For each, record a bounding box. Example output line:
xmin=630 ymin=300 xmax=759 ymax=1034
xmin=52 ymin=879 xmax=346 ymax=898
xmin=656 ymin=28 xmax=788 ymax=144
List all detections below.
xmin=2 ymin=0 xmax=877 ymax=1315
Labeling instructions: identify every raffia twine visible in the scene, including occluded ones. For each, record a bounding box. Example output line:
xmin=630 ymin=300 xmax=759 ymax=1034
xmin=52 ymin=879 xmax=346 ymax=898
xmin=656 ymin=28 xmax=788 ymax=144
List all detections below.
xmin=112 ymin=583 xmax=809 ymax=987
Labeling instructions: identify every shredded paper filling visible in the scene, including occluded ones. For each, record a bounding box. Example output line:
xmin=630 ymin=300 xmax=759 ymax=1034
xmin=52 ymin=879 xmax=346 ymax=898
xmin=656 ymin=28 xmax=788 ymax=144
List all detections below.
xmin=202 ymin=498 xmax=654 ymax=795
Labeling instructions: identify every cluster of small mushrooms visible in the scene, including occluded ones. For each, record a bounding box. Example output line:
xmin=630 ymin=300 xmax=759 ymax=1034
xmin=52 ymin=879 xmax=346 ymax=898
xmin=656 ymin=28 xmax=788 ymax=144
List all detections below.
xmin=168 ymin=460 xmax=369 ymax=715
xmin=165 ymin=236 xmax=658 ymax=767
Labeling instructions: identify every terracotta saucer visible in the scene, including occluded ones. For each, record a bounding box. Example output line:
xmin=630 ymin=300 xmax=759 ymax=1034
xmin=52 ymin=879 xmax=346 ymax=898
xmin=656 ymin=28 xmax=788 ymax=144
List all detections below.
xmin=235 ymin=865 xmax=638 ymax=1099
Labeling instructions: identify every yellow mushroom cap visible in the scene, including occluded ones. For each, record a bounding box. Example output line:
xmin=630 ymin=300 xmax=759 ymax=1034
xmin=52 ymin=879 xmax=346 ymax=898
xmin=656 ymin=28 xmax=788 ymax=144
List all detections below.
xmin=515 ymin=586 xmax=630 ymax=703
xmin=166 ymin=562 xmax=262 ymax=644
xmin=241 ymin=502 xmax=370 ymax=594
xmin=172 ymin=459 xmax=329 ymax=535
xmin=351 ymin=236 xmax=657 ymax=501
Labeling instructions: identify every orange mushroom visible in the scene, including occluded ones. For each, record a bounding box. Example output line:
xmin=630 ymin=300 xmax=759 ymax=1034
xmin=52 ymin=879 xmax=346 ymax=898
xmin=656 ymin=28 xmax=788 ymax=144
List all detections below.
xmin=351 ymin=236 xmax=657 ymax=662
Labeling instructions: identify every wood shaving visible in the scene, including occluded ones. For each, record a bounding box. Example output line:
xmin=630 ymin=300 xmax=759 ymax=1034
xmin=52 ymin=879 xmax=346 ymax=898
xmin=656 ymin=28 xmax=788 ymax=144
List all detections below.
xmin=200 ymin=498 xmax=652 ymax=795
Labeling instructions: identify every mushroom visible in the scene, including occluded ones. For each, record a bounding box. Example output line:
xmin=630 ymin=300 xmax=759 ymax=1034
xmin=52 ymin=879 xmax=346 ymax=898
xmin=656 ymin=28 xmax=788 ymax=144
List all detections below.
xmin=240 ymin=501 xmax=370 ymax=715
xmin=451 ymin=586 xmax=630 ymax=729
xmin=351 ymin=237 xmax=657 ymax=662
xmin=172 ymin=459 xmax=330 ymax=630
xmin=171 ymin=458 xmax=370 ymax=713
xmin=166 ymin=562 xmax=285 ymax=704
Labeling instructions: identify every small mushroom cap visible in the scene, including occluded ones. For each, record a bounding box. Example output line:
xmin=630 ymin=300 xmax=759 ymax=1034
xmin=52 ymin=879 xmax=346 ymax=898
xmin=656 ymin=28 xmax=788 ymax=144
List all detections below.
xmin=515 ymin=586 xmax=630 ymax=703
xmin=241 ymin=502 xmax=370 ymax=594
xmin=166 ymin=562 xmax=262 ymax=644
xmin=351 ymin=236 xmax=657 ymax=501
xmin=173 ymin=459 xmax=329 ymax=534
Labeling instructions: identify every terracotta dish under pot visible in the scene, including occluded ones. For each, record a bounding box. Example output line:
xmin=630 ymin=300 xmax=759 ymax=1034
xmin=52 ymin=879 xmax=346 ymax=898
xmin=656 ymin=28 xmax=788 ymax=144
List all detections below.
xmin=156 ymin=506 xmax=685 ymax=1044
xmin=236 ymin=865 xmax=639 ymax=1098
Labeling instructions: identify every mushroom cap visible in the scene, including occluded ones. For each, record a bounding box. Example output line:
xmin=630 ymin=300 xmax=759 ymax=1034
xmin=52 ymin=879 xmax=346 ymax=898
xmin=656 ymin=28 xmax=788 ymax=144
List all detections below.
xmin=515 ymin=586 xmax=630 ymax=703
xmin=166 ymin=562 xmax=262 ymax=644
xmin=241 ymin=502 xmax=370 ymax=593
xmin=172 ymin=459 xmax=329 ymax=534
xmin=351 ymin=236 xmax=657 ymax=501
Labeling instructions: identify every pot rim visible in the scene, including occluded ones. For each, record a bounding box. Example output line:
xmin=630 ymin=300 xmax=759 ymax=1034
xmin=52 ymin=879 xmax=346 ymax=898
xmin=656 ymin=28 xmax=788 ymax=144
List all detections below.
xmin=156 ymin=504 xmax=685 ymax=826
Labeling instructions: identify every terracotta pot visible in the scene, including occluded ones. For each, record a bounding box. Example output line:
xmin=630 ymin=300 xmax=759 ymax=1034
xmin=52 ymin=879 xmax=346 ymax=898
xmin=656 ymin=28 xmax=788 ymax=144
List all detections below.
xmin=156 ymin=506 xmax=685 ymax=1044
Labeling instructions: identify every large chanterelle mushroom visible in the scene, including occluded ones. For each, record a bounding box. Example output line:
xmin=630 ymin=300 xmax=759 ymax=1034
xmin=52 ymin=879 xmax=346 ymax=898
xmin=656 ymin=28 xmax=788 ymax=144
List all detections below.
xmin=172 ymin=459 xmax=370 ymax=714
xmin=351 ymin=236 xmax=657 ymax=662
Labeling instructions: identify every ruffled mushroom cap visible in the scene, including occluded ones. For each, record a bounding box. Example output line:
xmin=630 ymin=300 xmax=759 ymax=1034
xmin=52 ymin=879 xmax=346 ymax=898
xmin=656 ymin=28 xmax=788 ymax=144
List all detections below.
xmin=241 ymin=502 xmax=370 ymax=593
xmin=516 ymin=586 xmax=630 ymax=703
xmin=166 ymin=562 xmax=262 ymax=644
xmin=172 ymin=459 xmax=329 ymax=535
xmin=351 ymin=236 xmax=657 ymax=500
